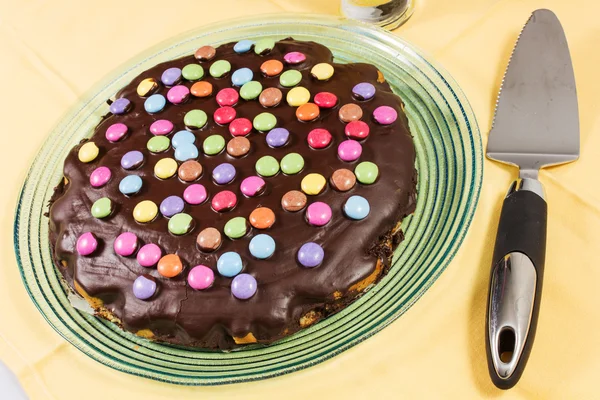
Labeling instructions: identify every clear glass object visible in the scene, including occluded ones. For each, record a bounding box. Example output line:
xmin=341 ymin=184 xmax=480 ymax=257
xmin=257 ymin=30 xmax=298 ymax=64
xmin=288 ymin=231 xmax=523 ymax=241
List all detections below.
xmin=13 ymin=14 xmax=482 ymax=385
xmin=341 ymin=0 xmax=415 ymax=30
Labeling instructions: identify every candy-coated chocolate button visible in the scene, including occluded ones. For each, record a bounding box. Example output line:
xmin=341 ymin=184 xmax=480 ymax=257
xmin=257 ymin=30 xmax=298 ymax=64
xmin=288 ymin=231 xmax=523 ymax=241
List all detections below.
xmin=137 ymin=243 xmax=162 ymax=267
xmin=240 ymin=81 xmax=262 ymax=100
xmin=172 ymin=130 xmax=195 ymax=148
xmin=229 ymin=118 xmax=252 ymax=136
xmin=314 ymin=92 xmax=337 ymax=108
xmin=286 ymin=86 xmax=310 ymax=106
xmin=231 ymin=67 xmax=253 ymax=86
xmin=184 ymin=109 xmax=208 ymax=129
xmin=296 ymin=103 xmax=319 ymax=121
xmin=137 ymin=78 xmax=158 ymax=97
xmin=283 ymin=51 xmax=306 ymax=64
xmin=191 ymin=81 xmax=213 ymax=97
xmin=76 ymin=232 xmax=97 ymax=256
xmin=211 ymin=190 xmax=237 ymax=212
xmin=197 ymin=227 xmax=222 ymax=252
xmin=114 ymin=232 xmax=138 ymax=256
xmin=227 ymin=137 xmax=251 ymax=157
xmin=144 ymin=94 xmax=166 ymax=113
xmin=212 ymin=163 xmax=236 ymax=184
xmin=78 ymin=142 xmax=99 ymax=163
xmin=255 ymin=155 xmax=279 ymax=177
xmin=338 ymin=103 xmax=363 ymax=122
xmin=352 ymin=82 xmax=376 ymax=100
xmin=214 ymin=106 xmax=236 ymax=125
xmin=91 ymin=197 xmax=113 ymax=218
xmin=234 ymin=40 xmax=254 ymax=53
xmin=249 ymin=207 xmax=275 ymax=229
xmin=253 ymin=112 xmax=276 ymax=131
xmin=178 ymin=160 xmax=203 ymax=182
xmin=160 ymin=195 xmax=185 ymax=217
xmin=121 ymin=150 xmax=144 ymax=170
xmin=183 ymin=184 xmax=208 ymax=205
xmin=344 ymin=195 xmax=370 ymax=220
xmin=330 ymin=168 xmax=356 ymax=192
xmin=254 ymin=38 xmax=275 ymax=55
xmin=249 ymin=234 xmax=276 ymax=259
xmin=373 ymin=105 xmax=398 ymax=125
xmin=149 ymin=119 xmax=174 ymax=135
xmin=174 ymin=142 xmax=199 ymax=162
xmin=133 ymin=200 xmax=158 ymax=223
xmin=217 ymin=252 xmax=243 ymax=277
xmin=106 ymin=123 xmax=128 ymax=142
xmin=338 ymin=140 xmax=362 ymax=162
xmin=195 ymin=45 xmax=216 ymax=61
xmin=281 ymin=190 xmax=307 ymax=212
xmin=110 ymin=98 xmax=131 ymax=115
xmin=167 ymin=85 xmax=190 ymax=104
xmin=311 ymin=63 xmax=334 ymax=80
xmin=161 ymin=67 xmax=182 ymax=86
xmin=231 ymin=273 xmax=257 ymax=300
xmin=307 ymin=128 xmax=332 ymax=149
xmin=157 ymin=254 xmax=183 ymax=278
xmin=355 ymin=161 xmax=379 ymax=184
xmin=168 ymin=213 xmax=194 ymax=235
xmin=90 ymin=166 xmax=111 ymax=187
xmin=209 ymin=60 xmax=231 ymax=78
xmin=224 ymin=217 xmax=248 ymax=239
xmin=133 ymin=275 xmax=157 ymax=300
xmin=216 ymin=88 xmax=239 ymax=106
xmin=203 ymin=135 xmax=225 ymax=155
xmin=154 ymin=158 xmax=178 ymax=179
xmin=280 ymin=153 xmax=304 ymax=175
xmin=345 ymin=120 xmax=370 ymax=139
xmin=182 ymin=64 xmax=204 ymax=81
xmin=188 ymin=265 xmax=214 ymax=290
xmin=119 ymin=175 xmax=143 ymax=195
xmin=301 ymin=173 xmax=326 ymax=195
xmin=280 ymin=70 xmax=302 ymax=87
xmin=240 ymin=176 xmax=266 ymax=197
xmin=306 ymin=202 xmax=332 ymax=226
xmin=266 ymin=127 xmax=289 ymax=148
xmin=260 ymin=59 xmax=283 ymax=76
xmin=259 ymin=87 xmax=282 ymax=107
xmin=297 ymin=242 xmax=324 ymax=268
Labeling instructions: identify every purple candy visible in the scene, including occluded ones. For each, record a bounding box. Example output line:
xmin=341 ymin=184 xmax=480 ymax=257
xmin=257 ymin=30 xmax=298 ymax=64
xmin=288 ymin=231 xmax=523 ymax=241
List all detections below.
xmin=231 ymin=273 xmax=257 ymax=300
xmin=297 ymin=242 xmax=324 ymax=268
xmin=352 ymin=82 xmax=376 ymax=100
xmin=121 ymin=150 xmax=144 ymax=170
xmin=109 ymin=98 xmax=131 ymax=115
xmin=133 ymin=275 xmax=157 ymax=300
xmin=160 ymin=195 xmax=185 ymax=217
xmin=266 ymin=128 xmax=289 ymax=148
xmin=212 ymin=163 xmax=236 ymax=185
xmin=161 ymin=67 xmax=182 ymax=86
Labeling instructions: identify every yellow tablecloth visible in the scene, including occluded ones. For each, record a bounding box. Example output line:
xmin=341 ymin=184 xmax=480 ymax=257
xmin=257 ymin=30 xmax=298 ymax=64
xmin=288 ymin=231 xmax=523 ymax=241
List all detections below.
xmin=1 ymin=0 xmax=598 ymax=398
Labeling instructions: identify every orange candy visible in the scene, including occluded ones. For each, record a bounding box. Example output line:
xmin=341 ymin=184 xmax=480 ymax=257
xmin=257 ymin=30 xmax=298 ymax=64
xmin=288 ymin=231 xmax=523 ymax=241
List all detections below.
xmin=260 ymin=59 xmax=284 ymax=77
xmin=249 ymin=207 xmax=276 ymax=229
xmin=296 ymin=103 xmax=320 ymax=121
xmin=190 ymin=81 xmax=213 ymax=98
xmin=157 ymin=254 xmax=183 ymax=278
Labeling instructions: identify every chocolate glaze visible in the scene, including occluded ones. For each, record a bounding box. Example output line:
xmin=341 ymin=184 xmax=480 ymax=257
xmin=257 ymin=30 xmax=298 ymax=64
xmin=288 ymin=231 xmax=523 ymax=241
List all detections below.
xmin=49 ymin=39 xmax=416 ymax=349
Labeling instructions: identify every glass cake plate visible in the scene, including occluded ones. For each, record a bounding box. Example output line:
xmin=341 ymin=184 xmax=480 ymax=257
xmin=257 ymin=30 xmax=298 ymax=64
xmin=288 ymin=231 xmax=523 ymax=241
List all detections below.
xmin=14 ymin=14 xmax=482 ymax=385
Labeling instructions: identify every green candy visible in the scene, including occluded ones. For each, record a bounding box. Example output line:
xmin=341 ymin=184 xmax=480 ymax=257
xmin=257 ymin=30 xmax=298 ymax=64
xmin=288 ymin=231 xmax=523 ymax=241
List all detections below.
xmin=255 ymin=155 xmax=280 ymax=177
xmin=184 ymin=109 xmax=207 ymax=129
xmin=254 ymin=38 xmax=275 ymax=55
xmin=253 ymin=112 xmax=276 ymax=131
xmin=240 ymin=81 xmax=263 ymax=100
xmin=224 ymin=217 xmax=248 ymax=239
xmin=280 ymin=153 xmax=304 ymax=175
xmin=147 ymin=136 xmax=170 ymax=153
xmin=355 ymin=161 xmax=379 ymax=185
xmin=91 ymin=197 xmax=112 ymax=219
xmin=182 ymin=64 xmax=204 ymax=81
xmin=168 ymin=213 xmax=193 ymax=235
xmin=209 ymin=60 xmax=231 ymax=78
xmin=203 ymin=135 xmax=225 ymax=155
xmin=279 ymin=70 xmax=302 ymax=87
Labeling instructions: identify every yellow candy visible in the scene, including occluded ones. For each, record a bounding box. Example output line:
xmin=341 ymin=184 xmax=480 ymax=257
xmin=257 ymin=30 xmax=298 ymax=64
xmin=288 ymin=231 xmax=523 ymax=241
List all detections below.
xmin=311 ymin=63 xmax=334 ymax=81
xmin=133 ymin=200 xmax=158 ymax=223
xmin=154 ymin=158 xmax=178 ymax=179
xmin=78 ymin=142 xmax=99 ymax=163
xmin=286 ymin=86 xmax=310 ymax=107
xmin=137 ymin=78 xmax=158 ymax=97
xmin=301 ymin=173 xmax=327 ymax=195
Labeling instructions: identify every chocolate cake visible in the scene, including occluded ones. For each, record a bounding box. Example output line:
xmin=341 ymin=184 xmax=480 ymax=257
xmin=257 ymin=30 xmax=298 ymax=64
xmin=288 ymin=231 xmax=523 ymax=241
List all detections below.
xmin=48 ymin=38 xmax=417 ymax=349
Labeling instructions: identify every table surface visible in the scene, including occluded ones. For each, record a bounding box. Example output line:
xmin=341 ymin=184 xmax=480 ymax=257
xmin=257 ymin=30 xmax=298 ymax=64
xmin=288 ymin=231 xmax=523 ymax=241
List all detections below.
xmin=1 ymin=0 xmax=598 ymax=398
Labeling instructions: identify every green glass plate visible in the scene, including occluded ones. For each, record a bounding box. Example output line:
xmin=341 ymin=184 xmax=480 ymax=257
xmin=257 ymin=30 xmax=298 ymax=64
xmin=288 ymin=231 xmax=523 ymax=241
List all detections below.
xmin=14 ymin=15 xmax=482 ymax=385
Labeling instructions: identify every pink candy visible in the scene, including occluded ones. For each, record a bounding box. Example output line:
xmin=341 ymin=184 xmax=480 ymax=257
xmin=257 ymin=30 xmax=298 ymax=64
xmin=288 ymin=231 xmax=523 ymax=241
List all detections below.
xmin=306 ymin=202 xmax=332 ymax=227
xmin=373 ymin=106 xmax=398 ymax=125
xmin=105 ymin=123 xmax=128 ymax=142
xmin=89 ymin=166 xmax=112 ymax=187
xmin=183 ymin=184 xmax=207 ymax=205
xmin=136 ymin=243 xmax=162 ymax=267
xmin=114 ymin=232 xmax=138 ymax=256
xmin=187 ymin=265 xmax=215 ymax=290
xmin=167 ymin=85 xmax=190 ymax=104
xmin=240 ymin=176 xmax=266 ymax=197
xmin=76 ymin=232 xmax=98 ymax=256
xmin=284 ymin=51 xmax=306 ymax=65
xmin=338 ymin=140 xmax=362 ymax=162
xmin=149 ymin=119 xmax=174 ymax=135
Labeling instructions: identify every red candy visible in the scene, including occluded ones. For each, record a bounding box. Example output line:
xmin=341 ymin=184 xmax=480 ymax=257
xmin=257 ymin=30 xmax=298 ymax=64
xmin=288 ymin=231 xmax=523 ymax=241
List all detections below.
xmin=216 ymin=88 xmax=239 ymax=107
xmin=307 ymin=128 xmax=332 ymax=149
xmin=345 ymin=120 xmax=370 ymax=139
xmin=214 ymin=106 xmax=236 ymax=125
xmin=314 ymin=92 xmax=338 ymax=109
xmin=211 ymin=190 xmax=238 ymax=212
xmin=229 ymin=118 xmax=253 ymax=136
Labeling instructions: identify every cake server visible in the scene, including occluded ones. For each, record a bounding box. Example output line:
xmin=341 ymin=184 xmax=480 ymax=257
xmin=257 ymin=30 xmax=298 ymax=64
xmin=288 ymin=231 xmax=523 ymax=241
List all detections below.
xmin=485 ymin=9 xmax=579 ymax=389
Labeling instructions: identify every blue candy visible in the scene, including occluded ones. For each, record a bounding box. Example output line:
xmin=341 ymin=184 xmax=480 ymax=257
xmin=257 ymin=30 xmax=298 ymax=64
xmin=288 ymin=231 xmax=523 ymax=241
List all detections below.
xmin=119 ymin=175 xmax=143 ymax=195
xmin=231 ymin=67 xmax=253 ymax=86
xmin=144 ymin=94 xmax=166 ymax=113
xmin=174 ymin=143 xmax=199 ymax=162
xmin=249 ymin=234 xmax=276 ymax=259
xmin=217 ymin=252 xmax=244 ymax=277
xmin=172 ymin=130 xmax=196 ymax=149
xmin=343 ymin=195 xmax=370 ymax=220
xmin=233 ymin=40 xmax=254 ymax=53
